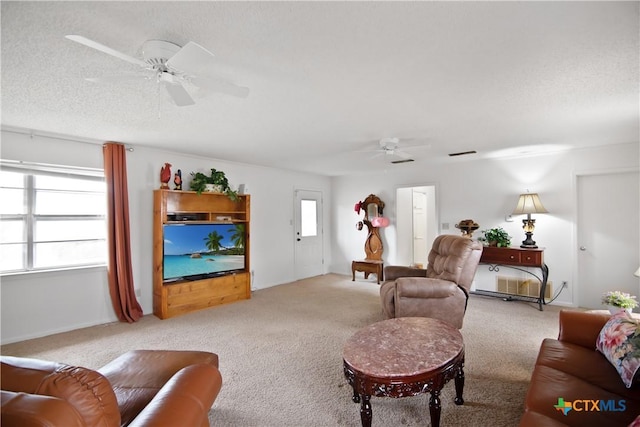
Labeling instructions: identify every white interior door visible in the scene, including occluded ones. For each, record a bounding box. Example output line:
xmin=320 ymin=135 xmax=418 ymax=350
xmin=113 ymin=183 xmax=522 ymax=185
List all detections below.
xmin=577 ymin=171 xmax=639 ymax=309
xmin=412 ymin=190 xmax=428 ymax=267
xmin=294 ymin=189 xmax=323 ymax=280
xmin=396 ymin=185 xmax=437 ymax=267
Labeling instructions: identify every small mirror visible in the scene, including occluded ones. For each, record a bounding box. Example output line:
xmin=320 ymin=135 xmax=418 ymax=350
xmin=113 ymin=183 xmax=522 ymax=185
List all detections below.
xmin=367 ymin=203 xmax=379 ymax=219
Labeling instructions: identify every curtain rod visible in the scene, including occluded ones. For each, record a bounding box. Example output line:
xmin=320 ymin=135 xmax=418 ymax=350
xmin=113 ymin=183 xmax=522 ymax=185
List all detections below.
xmin=1 ymin=127 xmax=134 ymax=152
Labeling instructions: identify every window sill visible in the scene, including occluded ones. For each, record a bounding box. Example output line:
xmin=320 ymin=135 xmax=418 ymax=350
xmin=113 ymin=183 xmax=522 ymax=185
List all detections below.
xmin=0 ymin=264 xmax=107 ymax=278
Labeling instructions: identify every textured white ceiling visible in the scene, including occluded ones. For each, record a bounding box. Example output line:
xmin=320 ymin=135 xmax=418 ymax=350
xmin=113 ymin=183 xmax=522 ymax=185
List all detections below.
xmin=1 ymin=1 xmax=638 ymax=176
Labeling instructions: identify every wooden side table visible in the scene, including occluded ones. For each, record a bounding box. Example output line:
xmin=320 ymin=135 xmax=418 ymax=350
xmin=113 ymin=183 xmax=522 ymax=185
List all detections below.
xmin=351 ymin=260 xmax=384 ymax=284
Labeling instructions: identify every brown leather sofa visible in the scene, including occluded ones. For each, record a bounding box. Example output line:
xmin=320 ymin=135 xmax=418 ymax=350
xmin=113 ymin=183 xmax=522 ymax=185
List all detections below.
xmin=520 ymin=310 xmax=640 ymax=426
xmin=380 ymin=234 xmax=483 ymax=329
xmin=1 ymin=349 xmax=222 ymax=427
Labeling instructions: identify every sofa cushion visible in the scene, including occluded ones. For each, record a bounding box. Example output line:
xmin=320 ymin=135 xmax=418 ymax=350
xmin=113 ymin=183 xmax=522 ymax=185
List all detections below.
xmin=535 ymin=339 xmax=639 ymax=401
xmin=524 ymin=364 xmax=637 ymax=426
xmin=596 ymin=312 xmax=640 ymax=388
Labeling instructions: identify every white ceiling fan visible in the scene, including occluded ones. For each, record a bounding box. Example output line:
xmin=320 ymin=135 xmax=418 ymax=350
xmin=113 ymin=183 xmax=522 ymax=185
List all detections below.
xmin=364 ymin=137 xmax=431 ymax=162
xmin=65 ymin=35 xmax=249 ymax=106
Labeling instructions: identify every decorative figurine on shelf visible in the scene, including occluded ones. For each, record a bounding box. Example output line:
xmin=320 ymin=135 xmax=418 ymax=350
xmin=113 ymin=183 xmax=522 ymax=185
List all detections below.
xmin=160 ymin=163 xmax=172 ymax=189
xmin=173 ymin=169 xmax=182 ymax=190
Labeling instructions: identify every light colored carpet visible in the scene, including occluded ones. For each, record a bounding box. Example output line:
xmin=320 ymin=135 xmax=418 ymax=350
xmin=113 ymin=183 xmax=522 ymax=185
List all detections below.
xmin=1 ymin=273 xmax=563 ymax=426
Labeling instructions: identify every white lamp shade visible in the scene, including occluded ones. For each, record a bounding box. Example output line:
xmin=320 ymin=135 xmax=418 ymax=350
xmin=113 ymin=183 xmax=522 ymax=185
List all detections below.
xmin=512 ymin=193 xmax=548 ymax=215
xmin=635 ymin=267 xmax=640 ymax=277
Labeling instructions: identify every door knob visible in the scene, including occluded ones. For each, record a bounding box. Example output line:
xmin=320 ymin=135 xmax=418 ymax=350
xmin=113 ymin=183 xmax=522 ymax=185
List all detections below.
xmin=580 ymin=246 xmax=587 ymax=251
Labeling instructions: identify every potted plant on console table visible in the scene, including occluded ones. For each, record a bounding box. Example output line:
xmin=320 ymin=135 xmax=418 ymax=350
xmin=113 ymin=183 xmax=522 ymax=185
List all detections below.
xmin=189 ymin=168 xmax=239 ymax=201
xmin=479 ymin=227 xmax=512 ymax=248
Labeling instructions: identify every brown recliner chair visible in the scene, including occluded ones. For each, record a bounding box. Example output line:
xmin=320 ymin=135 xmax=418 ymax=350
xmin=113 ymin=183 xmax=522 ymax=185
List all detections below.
xmin=1 ymin=350 xmax=222 ymax=427
xmin=380 ymin=234 xmax=483 ymax=329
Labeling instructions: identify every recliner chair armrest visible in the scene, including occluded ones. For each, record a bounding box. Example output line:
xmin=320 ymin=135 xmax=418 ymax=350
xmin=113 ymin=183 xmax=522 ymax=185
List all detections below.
xmin=1 ymin=357 xmax=120 ymax=427
xmin=384 ymin=266 xmax=427 ymax=281
xmin=1 ymin=390 xmax=85 ymax=427
xmin=396 ymin=277 xmax=461 ymax=299
xmin=128 ymin=364 xmax=222 ymax=427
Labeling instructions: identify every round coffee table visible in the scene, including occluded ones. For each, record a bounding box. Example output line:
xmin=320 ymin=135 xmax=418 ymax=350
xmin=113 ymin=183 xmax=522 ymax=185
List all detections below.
xmin=343 ymin=317 xmax=464 ymax=427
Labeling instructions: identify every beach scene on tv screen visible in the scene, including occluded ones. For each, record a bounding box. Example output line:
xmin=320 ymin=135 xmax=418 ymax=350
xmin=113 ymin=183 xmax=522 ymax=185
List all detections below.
xmin=163 ymin=223 xmax=245 ymax=279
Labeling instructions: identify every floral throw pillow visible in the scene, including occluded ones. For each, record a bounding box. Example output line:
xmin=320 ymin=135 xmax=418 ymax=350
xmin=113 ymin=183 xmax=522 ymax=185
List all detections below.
xmin=596 ymin=311 xmax=640 ymax=388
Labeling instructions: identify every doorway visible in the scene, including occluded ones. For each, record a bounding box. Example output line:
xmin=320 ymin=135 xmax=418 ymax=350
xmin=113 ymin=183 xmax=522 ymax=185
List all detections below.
xmin=396 ymin=185 xmax=437 ymax=267
xmin=577 ymin=170 xmax=639 ymax=309
xmin=294 ymin=189 xmax=324 ymax=279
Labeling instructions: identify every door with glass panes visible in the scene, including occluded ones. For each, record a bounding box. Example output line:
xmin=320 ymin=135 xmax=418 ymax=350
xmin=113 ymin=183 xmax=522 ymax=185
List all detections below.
xmin=294 ymin=189 xmax=323 ymax=279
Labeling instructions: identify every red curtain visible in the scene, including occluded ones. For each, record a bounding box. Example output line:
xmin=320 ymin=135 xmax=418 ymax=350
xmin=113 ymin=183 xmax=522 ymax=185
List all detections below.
xmin=103 ymin=142 xmax=143 ymax=323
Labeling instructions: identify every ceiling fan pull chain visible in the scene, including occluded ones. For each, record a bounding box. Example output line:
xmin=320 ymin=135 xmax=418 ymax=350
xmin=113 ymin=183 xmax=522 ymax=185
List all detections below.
xmin=157 ymin=71 xmax=161 ymax=119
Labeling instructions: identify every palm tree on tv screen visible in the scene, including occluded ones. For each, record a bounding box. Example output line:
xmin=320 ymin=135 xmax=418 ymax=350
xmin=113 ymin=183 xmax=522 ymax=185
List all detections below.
xmin=230 ymin=224 xmax=245 ymax=251
xmin=204 ymin=231 xmax=224 ymax=253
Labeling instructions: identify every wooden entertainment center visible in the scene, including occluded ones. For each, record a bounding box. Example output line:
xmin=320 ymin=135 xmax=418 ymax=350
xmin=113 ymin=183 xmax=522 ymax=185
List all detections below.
xmin=153 ymin=190 xmax=251 ymax=319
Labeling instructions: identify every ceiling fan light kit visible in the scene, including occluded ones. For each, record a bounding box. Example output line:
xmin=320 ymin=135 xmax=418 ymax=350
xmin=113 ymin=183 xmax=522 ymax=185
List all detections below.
xmin=142 ymin=40 xmax=181 ymax=67
xmin=65 ymin=35 xmax=249 ymax=107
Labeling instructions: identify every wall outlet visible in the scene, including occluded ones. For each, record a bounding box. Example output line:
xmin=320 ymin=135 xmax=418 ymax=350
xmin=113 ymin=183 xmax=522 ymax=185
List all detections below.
xmin=442 ymin=223 xmax=449 ymax=230
xmin=561 ymin=281 xmax=568 ymax=289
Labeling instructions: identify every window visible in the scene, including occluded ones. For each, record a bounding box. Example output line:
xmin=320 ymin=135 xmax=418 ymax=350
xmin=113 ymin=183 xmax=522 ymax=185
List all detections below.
xmin=0 ymin=161 xmax=107 ymax=274
xmin=300 ymin=199 xmax=318 ymax=237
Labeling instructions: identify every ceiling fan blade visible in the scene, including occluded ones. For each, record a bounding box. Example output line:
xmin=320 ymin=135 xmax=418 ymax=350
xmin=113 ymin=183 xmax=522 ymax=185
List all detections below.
xmin=65 ymin=35 xmax=147 ymax=67
xmin=85 ymin=72 xmax=150 ymax=84
xmin=191 ymin=76 xmax=250 ymax=98
xmin=393 ymin=150 xmax=412 ymax=159
xmin=166 ymin=41 xmax=216 ymax=75
xmin=164 ymin=82 xmax=195 ymax=106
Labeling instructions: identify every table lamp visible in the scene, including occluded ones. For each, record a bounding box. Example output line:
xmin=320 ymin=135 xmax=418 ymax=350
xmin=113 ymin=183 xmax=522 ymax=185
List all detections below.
xmin=512 ymin=192 xmax=548 ymax=248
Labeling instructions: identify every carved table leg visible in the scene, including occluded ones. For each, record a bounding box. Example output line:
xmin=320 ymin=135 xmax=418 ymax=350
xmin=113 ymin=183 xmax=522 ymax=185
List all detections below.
xmin=429 ymin=389 xmax=442 ymax=427
xmin=352 ymin=388 xmax=360 ymax=403
xmin=359 ymin=394 xmax=372 ymax=427
xmin=454 ymin=362 xmax=465 ymax=405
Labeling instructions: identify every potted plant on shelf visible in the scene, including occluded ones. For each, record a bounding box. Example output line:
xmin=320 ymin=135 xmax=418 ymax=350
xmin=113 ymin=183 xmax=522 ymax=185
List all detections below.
xmin=479 ymin=227 xmax=511 ymax=248
xmin=602 ymin=291 xmax=638 ymax=315
xmin=189 ymin=168 xmax=239 ymax=201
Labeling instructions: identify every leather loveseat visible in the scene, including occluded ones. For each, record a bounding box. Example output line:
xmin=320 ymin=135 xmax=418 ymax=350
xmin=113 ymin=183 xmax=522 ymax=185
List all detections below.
xmin=520 ymin=310 xmax=640 ymax=426
xmin=1 ymin=349 xmax=222 ymax=427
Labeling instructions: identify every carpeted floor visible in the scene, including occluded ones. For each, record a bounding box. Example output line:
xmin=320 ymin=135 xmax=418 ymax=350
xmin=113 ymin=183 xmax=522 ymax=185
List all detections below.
xmin=1 ymin=273 xmax=563 ymax=426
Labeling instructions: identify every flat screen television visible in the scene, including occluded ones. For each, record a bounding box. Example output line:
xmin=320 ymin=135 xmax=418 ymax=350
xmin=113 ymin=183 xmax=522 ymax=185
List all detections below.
xmin=163 ymin=223 xmax=246 ymax=282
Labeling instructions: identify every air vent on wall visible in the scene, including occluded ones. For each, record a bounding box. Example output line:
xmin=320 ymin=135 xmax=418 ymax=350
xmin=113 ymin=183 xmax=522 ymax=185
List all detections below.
xmin=448 ymin=150 xmax=477 ymax=157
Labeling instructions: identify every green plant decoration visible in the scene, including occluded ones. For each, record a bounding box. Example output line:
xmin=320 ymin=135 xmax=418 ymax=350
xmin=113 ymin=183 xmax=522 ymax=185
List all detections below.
xmin=602 ymin=291 xmax=639 ymax=309
xmin=189 ymin=168 xmax=239 ymax=201
xmin=479 ymin=227 xmax=512 ymax=247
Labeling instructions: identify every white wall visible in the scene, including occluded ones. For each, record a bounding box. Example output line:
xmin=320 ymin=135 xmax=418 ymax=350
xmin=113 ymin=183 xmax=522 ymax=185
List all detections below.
xmin=0 ymin=130 xmax=331 ymax=344
xmin=2 ymin=130 xmax=637 ymax=343
xmin=330 ymin=143 xmax=639 ymax=308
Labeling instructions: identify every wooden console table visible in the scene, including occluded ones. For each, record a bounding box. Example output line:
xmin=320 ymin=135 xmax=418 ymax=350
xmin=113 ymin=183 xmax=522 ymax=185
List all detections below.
xmin=474 ymin=246 xmax=549 ymax=311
